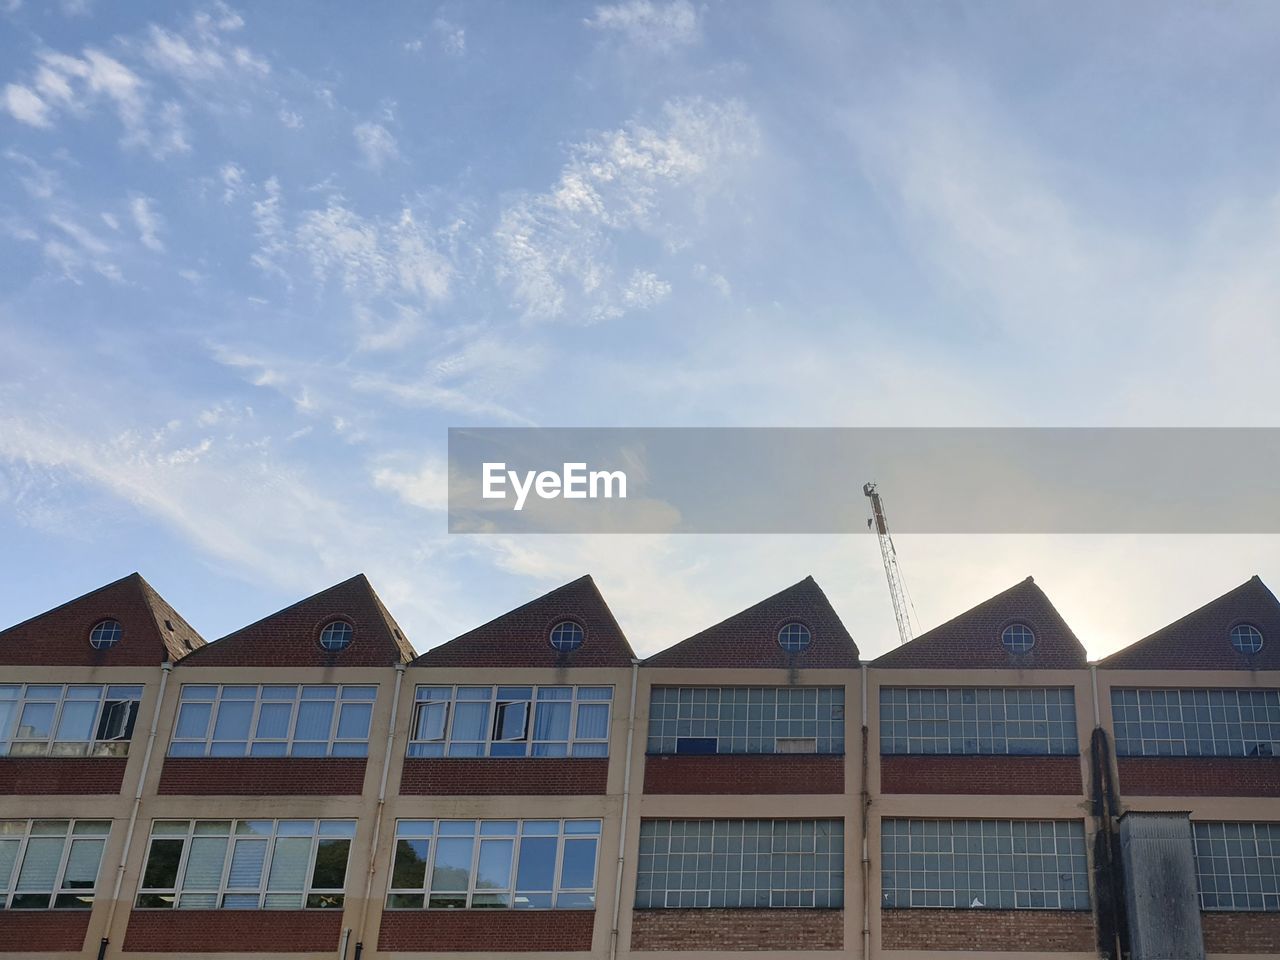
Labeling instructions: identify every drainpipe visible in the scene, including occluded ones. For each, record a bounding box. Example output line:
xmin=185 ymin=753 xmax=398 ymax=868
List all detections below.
xmin=1090 ymin=664 xmax=1102 ymax=727
xmin=860 ymin=663 xmax=871 ymax=960
xmin=338 ymin=927 xmax=350 ymax=960
xmin=355 ymin=661 xmax=405 ymax=959
xmin=608 ymin=660 xmax=640 ymax=960
xmin=100 ymin=660 xmax=172 ymax=958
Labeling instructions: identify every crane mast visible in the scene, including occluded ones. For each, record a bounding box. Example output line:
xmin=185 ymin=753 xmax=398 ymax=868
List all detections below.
xmin=863 ymin=482 xmax=914 ymax=646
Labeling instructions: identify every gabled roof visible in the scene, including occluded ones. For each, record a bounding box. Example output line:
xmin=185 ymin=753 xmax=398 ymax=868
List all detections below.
xmin=873 ymin=576 xmax=1087 ymax=669
xmin=181 ymin=574 xmax=415 ymax=668
xmin=644 ymin=576 xmax=858 ymax=669
xmin=415 ymin=575 xmax=635 ymax=668
xmin=1100 ymin=576 xmax=1280 ymax=671
xmin=0 ymin=572 xmax=205 ymax=666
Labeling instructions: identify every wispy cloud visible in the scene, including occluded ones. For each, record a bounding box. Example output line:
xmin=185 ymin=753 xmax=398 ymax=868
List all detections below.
xmin=129 ymin=195 xmax=164 ymax=251
xmin=353 ymin=121 xmax=399 ymax=171
xmin=585 ymin=0 xmax=700 ymax=52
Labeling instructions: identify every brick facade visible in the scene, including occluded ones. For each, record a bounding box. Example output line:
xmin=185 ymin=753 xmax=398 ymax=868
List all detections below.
xmin=880 ymin=754 xmax=1083 ymax=795
xmin=642 ymin=754 xmax=845 ymax=794
xmin=0 ymin=910 xmax=90 ymax=952
xmin=377 ymin=909 xmax=596 ymax=952
xmin=398 ymin=756 xmax=609 ymax=795
xmin=1116 ymin=757 xmax=1280 ymax=797
xmin=880 ymin=909 xmax=1095 ymax=952
xmin=156 ymin=757 xmax=367 ymax=795
xmin=630 ymin=908 xmax=844 ymax=951
xmin=1201 ymin=911 xmax=1280 ymax=954
xmin=0 ymin=757 xmax=127 ymax=795
xmin=122 ymin=909 xmax=343 ymax=952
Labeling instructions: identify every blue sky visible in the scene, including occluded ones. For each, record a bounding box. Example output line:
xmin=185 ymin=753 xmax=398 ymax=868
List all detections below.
xmin=3 ymin=0 xmax=1279 ymax=660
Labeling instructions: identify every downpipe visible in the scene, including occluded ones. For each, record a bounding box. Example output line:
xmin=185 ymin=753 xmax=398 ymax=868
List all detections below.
xmin=860 ymin=663 xmax=871 ymax=960
xmin=608 ymin=660 xmax=640 ymax=960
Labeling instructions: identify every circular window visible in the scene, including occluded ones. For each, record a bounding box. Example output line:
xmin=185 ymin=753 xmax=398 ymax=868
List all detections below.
xmin=777 ymin=622 xmax=812 ymax=652
xmin=1001 ymin=623 xmax=1036 ymax=653
xmin=318 ymin=620 xmax=354 ymax=652
xmin=550 ymin=620 xmax=585 ymax=652
xmin=1230 ymin=623 xmax=1264 ymax=654
xmin=89 ymin=619 xmax=123 ymax=650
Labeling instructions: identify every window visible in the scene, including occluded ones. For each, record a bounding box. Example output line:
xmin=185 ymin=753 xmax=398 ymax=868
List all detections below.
xmin=777 ymin=622 xmax=812 ymax=652
xmin=880 ymin=688 xmax=1078 ymax=756
xmin=135 ymin=819 xmax=355 ymax=909
xmin=549 ymin=621 xmax=585 ymax=652
xmin=0 ymin=819 xmax=110 ymax=909
xmin=88 ymin=619 xmax=123 ymax=650
xmin=647 ymin=687 xmax=844 ymax=755
xmin=1001 ymin=623 xmax=1036 ymax=653
xmin=881 ymin=819 xmax=1088 ymax=910
xmin=1230 ymin=624 xmax=1265 ymax=655
xmin=1193 ymin=822 xmax=1280 ymax=911
xmin=408 ymin=685 xmax=611 ymax=758
xmin=318 ymin=620 xmax=354 ymax=652
xmin=636 ymin=819 xmax=843 ymax=909
xmin=387 ymin=819 xmax=601 ymax=909
xmin=0 ymin=684 xmax=143 ymax=757
xmin=168 ymin=684 xmax=376 ymax=758
xmin=1111 ymin=688 xmax=1280 ymax=757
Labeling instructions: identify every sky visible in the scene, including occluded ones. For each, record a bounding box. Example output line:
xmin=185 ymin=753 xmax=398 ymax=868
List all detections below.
xmin=2 ymin=0 xmax=1280 ymax=662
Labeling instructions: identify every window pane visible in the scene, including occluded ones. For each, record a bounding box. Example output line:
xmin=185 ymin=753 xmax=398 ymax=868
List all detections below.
xmin=55 ymin=701 xmax=99 ymax=742
xmin=175 ymin=702 xmax=212 ymax=740
xmin=143 ymin=838 xmax=185 ymax=889
xmin=414 ymin=702 xmax=447 ymax=741
xmin=62 ymin=839 xmax=105 ymax=889
xmin=17 ymin=702 xmax=55 ymax=740
xmin=559 ymin=838 xmax=596 ymax=889
xmin=515 ymin=837 xmax=557 ymax=892
xmin=494 ymin=702 xmax=528 ymax=741
xmin=255 ymin=702 xmax=293 ymax=740
xmin=97 ymin=700 xmax=139 ymax=741
xmin=311 ymin=839 xmax=350 ymax=891
xmin=183 ymin=836 xmax=228 ymax=891
xmin=476 ymin=839 xmax=514 ymax=890
xmin=0 ymin=839 xmax=19 ymax=892
xmin=294 ymin=701 xmax=334 ymax=741
xmin=16 ymin=837 xmax=64 ymax=891
xmin=227 ymin=839 xmax=268 ymax=889
xmin=451 ymin=702 xmax=490 ymax=742
xmin=212 ymin=701 xmax=253 ymax=741
xmin=576 ymin=703 xmax=609 ymax=740
xmin=431 ymin=837 xmax=474 ymax=893
xmin=392 ymin=839 xmax=429 ymax=889
xmin=533 ymin=702 xmax=570 ymax=741
xmin=336 ymin=702 xmax=372 ymax=740
xmin=266 ymin=837 xmax=310 ymax=892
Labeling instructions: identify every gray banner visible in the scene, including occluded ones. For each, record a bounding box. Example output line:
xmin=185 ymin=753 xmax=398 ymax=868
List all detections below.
xmin=447 ymin=428 xmax=1280 ymax=533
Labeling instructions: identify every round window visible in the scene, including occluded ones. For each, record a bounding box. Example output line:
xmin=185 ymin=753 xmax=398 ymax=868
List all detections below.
xmin=319 ymin=620 xmax=354 ymax=652
xmin=777 ymin=621 xmax=812 ymax=652
xmin=549 ymin=620 xmax=585 ymax=652
xmin=89 ymin=619 xmax=123 ymax=650
xmin=1001 ymin=623 xmax=1036 ymax=653
xmin=1230 ymin=623 xmax=1264 ymax=654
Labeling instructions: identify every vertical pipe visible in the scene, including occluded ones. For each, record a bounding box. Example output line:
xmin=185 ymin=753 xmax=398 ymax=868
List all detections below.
xmin=355 ymin=661 xmax=405 ymax=957
xmin=102 ymin=660 xmax=171 ymax=956
xmin=860 ymin=663 xmax=871 ymax=960
xmin=609 ymin=660 xmax=640 ymax=960
xmin=1090 ymin=664 xmax=1102 ymax=727
xmin=338 ymin=927 xmax=350 ymax=960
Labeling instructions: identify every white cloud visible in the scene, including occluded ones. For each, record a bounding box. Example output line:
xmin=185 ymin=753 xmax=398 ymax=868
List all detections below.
xmin=278 ymin=109 xmax=302 ymax=129
xmin=434 ymin=18 xmax=466 ymax=56
xmin=585 ymin=0 xmax=700 ymax=52
xmin=130 ymin=195 xmax=164 ymax=251
xmin=3 ymin=83 xmax=52 ymax=127
xmin=353 ymin=121 xmax=399 ymax=171
xmin=219 ymin=162 xmax=244 ymax=203
xmin=373 ymin=460 xmax=449 ymax=511
xmin=623 ymin=269 xmax=671 ymax=307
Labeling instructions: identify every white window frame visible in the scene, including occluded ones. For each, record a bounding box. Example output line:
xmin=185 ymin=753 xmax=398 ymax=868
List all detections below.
xmin=167 ymin=684 xmax=376 ymax=758
xmin=406 ymin=685 xmax=612 ymax=758
xmin=386 ymin=818 xmax=602 ymax=909
xmin=0 ymin=819 xmax=111 ymax=909
xmin=134 ymin=818 xmax=355 ymax=910
xmin=0 ymin=684 xmax=143 ymax=758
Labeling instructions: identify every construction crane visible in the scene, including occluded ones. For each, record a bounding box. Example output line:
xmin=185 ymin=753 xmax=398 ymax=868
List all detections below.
xmin=863 ymin=482 xmax=915 ymax=646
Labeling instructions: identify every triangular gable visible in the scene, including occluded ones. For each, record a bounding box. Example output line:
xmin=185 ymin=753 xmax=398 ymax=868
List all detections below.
xmin=415 ymin=575 xmax=635 ymax=668
xmin=0 ymin=572 xmax=204 ymax=666
xmin=182 ymin=574 xmax=414 ymax=668
xmin=644 ymin=576 xmax=859 ymax=669
xmin=873 ymin=577 xmax=1087 ymax=669
xmin=1100 ymin=576 xmax=1280 ymax=671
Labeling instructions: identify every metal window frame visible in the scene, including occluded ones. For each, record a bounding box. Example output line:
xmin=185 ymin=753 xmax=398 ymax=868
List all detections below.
xmin=646 ymin=685 xmax=845 ymax=756
xmin=1111 ymin=687 xmax=1280 ymax=758
xmin=0 ymin=684 xmax=143 ymax=758
xmin=0 ymin=818 xmax=110 ymax=910
xmin=880 ymin=687 xmax=1079 ymax=757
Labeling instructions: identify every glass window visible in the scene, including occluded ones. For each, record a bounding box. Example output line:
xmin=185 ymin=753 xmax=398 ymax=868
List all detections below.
xmin=0 ymin=819 xmax=110 ymax=909
xmin=647 ymin=687 xmax=845 ymax=755
xmin=636 ymin=819 xmax=843 ymax=909
xmin=135 ymin=819 xmax=355 ymax=909
xmin=549 ymin=621 xmax=585 ymax=652
xmin=0 ymin=684 xmax=143 ymax=758
xmin=881 ymin=819 xmax=1089 ymax=911
xmin=777 ymin=622 xmax=812 ymax=652
xmin=318 ymin=620 xmax=354 ymax=652
xmin=1230 ymin=624 xmax=1265 ymax=655
xmin=1193 ymin=822 xmax=1280 ymax=911
xmin=407 ymin=686 xmax=612 ymax=758
xmin=168 ymin=684 xmax=376 ymax=758
xmin=387 ymin=819 xmax=601 ymax=910
xmin=879 ymin=687 xmax=1078 ymax=756
xmin=1110 ymin=688 xmax=1280 ymax=757
xmin=88 ymin=619 xmax=123 ymax=650
xmin=1001 ymin=623 xmax=1036 ymax=653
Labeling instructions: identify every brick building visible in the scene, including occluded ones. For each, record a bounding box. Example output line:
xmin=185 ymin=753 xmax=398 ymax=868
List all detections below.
xmin=0 ymin=568 xmax=1277 ymax=958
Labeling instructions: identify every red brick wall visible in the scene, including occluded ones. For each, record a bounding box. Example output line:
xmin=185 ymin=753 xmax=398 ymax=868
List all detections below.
xmin=881 ymin=909 xmax=1095 ymax=952
xmin=399 ymin=757 xmax=608 ymax=795
xmin=122 ymin=910 xmax=342 ymax=952
xmin=0 ymin=911 xmax=90 ymax=952
xmin=879 ymin=755 xmax=1083 ymax=795
xmin=377 ymin=910 xmax=595 ymax=951
xmin=642 ymin=754 xmax=844 ymax=794
xmin=1202 ymin=911 xmax=1280 ymax=954
xmin=157 ymin=757 xmax=366 ymax=795
xmin=630 ymin=909 xmax=843 ymax=951
xmin=0 ymin=757 xmax=127 ymax=795
xmin=1116 ymin=757 xmax=1280 ymax=797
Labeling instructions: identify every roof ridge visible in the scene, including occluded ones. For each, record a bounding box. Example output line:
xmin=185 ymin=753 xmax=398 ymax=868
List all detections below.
xmin=0 ymin=571 xmax=146 ymax=638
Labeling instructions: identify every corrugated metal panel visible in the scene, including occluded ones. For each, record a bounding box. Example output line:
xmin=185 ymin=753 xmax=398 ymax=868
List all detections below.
xmin=1119 ymin=812 xmax=1206 ymax=960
